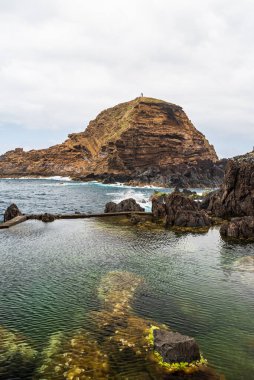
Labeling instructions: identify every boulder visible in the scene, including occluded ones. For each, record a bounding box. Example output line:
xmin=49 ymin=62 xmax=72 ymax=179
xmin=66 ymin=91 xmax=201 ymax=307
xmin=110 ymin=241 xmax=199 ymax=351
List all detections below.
xmin=104 ymin=198 xmax=145 ymax=213
xmin=4 ymin=204 xmax=22 ymax=222
xmin=152 ymin=193 xmax=211 ymax=228
xmin=220 ymin=216 xmax=254 ymax=240
xmin=153 ymin=329 xmax=201 ymax=364
xmin=39 ymin=213 xmax=56 ymax=223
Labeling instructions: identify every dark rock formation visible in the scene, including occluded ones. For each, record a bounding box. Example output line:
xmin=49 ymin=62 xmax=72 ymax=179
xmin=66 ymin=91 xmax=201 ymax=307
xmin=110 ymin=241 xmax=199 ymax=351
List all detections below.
xmin=38 ymin=213 xmax=56 ymax=223
xmin=153 ymin=329 xmax=201 ymax=364
xmin=152 ymin=193 xmax=211 ymax=228
xmin=151 ymin=194 xmax=167 ymax=219
xmin=165 ymin=194 xmax=211 ymax=228
xmin=220 ymin=217 xmax=254 ymax=240
xmin=4 ymin=204 xmax=21 ymax=222
xmin=104 ymin=198 xmax=145 ymax=213
xmin=204 ymin=152 xmax=254 ymax=218
xmin=0 ymin=97 xmax=224 ymax=187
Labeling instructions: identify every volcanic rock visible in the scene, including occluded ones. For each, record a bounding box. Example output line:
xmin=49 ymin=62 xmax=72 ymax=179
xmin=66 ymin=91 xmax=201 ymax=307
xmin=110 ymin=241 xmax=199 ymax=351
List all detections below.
xmin=104 ymin=198 xmax=145 ymax=213
xmin=204 ymin=152 xmax=254 ymax=218
xmin=4 ymin=204 xmax=22 ymax=222
xmin=153 ymin=329 xmax=201 ymax=364
xmin=152 ymin=193 xmax=211 ymax=228
xmin=38 ymin=213 xmax=56 ymax=223
xmin=220 ymin=216 xmax=254 ymax=240
xmin=0 ymin=97 xmax=223 ymax=187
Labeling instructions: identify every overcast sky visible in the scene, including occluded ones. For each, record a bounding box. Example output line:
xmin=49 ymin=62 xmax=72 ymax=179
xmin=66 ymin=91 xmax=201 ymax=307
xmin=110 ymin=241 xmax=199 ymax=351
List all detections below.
xmin=0 ymin=0 xmax=253 ymax=158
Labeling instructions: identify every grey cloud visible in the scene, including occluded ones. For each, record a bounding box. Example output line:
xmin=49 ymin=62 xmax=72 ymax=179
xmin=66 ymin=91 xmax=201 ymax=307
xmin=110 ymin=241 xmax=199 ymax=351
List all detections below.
xmin=0 ymin=0 xmax=254 ymax=156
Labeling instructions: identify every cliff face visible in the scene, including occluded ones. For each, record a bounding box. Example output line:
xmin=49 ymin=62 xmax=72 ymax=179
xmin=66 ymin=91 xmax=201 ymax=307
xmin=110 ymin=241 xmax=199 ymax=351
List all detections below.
xmin=204 ymin=152 xmax=254 ymax=217
xmin=0 ymin=97 xmax=223 ymax=186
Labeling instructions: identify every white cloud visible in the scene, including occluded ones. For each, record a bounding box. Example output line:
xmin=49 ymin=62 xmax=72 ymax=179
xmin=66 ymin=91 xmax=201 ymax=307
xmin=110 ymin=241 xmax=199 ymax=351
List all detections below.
xmin=0 ymin=0 xmax=254 ymax=157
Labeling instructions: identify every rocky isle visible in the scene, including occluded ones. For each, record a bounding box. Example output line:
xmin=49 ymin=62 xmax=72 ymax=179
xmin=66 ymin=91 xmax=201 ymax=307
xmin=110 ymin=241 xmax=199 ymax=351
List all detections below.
xmin=0 ymin=97 xmax=225 ymax=187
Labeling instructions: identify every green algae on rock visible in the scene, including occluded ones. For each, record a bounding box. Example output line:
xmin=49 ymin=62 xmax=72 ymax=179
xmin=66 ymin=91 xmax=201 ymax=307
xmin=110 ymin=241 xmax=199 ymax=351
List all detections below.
xmin=34 ymin=270 xmax=223 ymax=379
xmin=0 ymin=325 xmax=37 ymax=379
xmin=35 ymin=330 xmax=109 ymax=380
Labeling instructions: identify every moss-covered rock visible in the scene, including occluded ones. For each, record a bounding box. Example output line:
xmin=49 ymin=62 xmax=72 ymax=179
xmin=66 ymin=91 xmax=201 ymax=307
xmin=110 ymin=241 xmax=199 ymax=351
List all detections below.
xmin=0 ymin=325 xmax=37 ymax=379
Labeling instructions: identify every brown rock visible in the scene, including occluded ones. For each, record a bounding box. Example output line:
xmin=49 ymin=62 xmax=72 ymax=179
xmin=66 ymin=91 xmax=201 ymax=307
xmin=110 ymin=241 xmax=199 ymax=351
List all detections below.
xmin=0 ymin=97 xmax=223 ymax=187
xmin=205 ymin=152 xmax=254 ymax=218
xmin=104 ymin=198 xmax=145 ymax=213
xmin=38 ymin=213 xmax=56 ymax=223
xmin=153 ymin=329 xmax=201 ymax=364
xmin=4 ymin=204 xmax=22 ymax=222
xmin=151 ymin=194 xmax=167 ymax=219
xmin=220 ymin=216 xmax=254 ymax=240
xmin=152 ymin=193 xmax=211 ymax=228
xmin=165 ymin=193 xmax=211 ymax=228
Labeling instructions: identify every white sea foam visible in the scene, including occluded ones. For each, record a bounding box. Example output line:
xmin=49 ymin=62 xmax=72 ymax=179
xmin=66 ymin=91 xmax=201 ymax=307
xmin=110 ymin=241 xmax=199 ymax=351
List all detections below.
xmin=106 ymin=189 xmax=152 ymax=211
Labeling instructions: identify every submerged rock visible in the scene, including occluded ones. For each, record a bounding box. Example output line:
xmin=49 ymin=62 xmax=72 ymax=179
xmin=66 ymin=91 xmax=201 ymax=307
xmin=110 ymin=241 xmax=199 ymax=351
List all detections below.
xmin=153 ymin=329 xmax=201 ymax=364
xmin=233 ymin=256 xmax=254 ymax=272
xmin=35 ymin=271 xmax=222 ymax=379
xmin=4 ymin=203 xmax=22 ymax=222
xmin=220 ymin=216 xmax=254 ymax=240
xmin=104 ymin=198 xmax=145 ymax=213
xmin=35 ymin=330 xmax=109 ymax=380
xmin=0 ymin=325 xmax=37 ymax=379
xmin=97 ymin=271 xmax=143 ymax=312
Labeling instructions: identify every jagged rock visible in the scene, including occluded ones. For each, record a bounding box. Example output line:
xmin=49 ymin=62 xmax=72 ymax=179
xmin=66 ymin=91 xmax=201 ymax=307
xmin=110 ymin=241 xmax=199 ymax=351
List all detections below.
xmin=130 ymin=214 xmax=143 ymax=225
xmin=206 ymin=152 xmax=254 ymax=218
xmin=0 ymin=97 xmax=224 ymax=187
xmin=4 ymin=203 xmax=21 ymax=222
xmin=152 ymin=193 xmax=211 ymax=228
xmin=182 ymin=188 xmax=197 ymax=195
xmin=153 ymin=329 xmax=201 ymax=364
xmin=151 ymin=194 xmax=167 ymax=219
xmin=104 ymin=198 xmax=145 ymax=213
xmin=220 ymin=217 xmax=254 ymax=240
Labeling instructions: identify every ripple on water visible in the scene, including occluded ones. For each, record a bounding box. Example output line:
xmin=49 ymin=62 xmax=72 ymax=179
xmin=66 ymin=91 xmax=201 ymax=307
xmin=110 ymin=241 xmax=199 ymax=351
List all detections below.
xmin=0 ymin=202 xmax=253 ymax=379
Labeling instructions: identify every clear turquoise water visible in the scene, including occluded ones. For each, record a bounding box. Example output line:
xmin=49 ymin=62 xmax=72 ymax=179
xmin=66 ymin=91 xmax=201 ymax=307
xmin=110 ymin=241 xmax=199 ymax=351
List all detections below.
xmin=0 ymin=179 xmax=253 ymax=379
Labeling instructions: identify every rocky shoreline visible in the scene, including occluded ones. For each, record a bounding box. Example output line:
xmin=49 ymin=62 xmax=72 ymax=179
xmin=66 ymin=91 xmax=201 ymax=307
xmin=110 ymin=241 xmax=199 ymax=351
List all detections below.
xmin=101 ymin=151 xmax=254 ymax=241
xmin=2 ymin=150 xmax=254 ymax=242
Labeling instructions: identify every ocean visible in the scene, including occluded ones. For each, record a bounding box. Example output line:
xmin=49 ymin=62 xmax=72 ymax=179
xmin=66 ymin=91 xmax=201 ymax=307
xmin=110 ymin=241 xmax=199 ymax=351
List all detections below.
xmin=0 ymin=178 xmax=253 ymax=379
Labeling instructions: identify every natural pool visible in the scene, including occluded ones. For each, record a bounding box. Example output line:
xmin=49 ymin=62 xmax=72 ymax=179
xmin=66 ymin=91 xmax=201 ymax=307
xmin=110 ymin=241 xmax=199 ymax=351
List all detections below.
xmin=0 ymin=216 xmax=254 ymax=379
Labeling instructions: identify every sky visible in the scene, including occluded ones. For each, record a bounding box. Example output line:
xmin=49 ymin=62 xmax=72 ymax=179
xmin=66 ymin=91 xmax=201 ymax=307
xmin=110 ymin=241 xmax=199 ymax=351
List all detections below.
xmin=0 ymin=0 xmax=253 ymax=158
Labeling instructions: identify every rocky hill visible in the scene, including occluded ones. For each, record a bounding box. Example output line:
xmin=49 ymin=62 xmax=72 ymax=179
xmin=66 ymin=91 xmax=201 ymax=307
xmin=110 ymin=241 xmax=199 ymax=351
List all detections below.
xmin=0 ymin=97 xmax=225 ymax=187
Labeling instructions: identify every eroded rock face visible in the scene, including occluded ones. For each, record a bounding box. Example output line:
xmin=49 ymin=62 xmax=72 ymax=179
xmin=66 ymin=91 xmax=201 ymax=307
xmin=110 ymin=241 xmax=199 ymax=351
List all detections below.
xmin=220 ymin=217 xmax=254 ymax=240
xmin=152 ymin=193 xmax=211 ymax=228
xmin=205 ymin=152 xmax=254 ymax=218
xmin=104 ymin=198 xmax=145 ymax=213
xmin=153 ymin=329 xmax=201 ymax=364
xmin=4 ymin=204 xmax=22 ymax=222
xmin=0 ymin=97 xmax=223 ymax=187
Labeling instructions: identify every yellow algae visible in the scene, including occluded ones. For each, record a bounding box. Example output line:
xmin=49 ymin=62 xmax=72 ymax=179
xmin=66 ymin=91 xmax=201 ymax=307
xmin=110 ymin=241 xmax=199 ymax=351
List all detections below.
xmin=35 ymin=330 xmax=109 ymax=379
xmin=0 ymin=325 xmax=37 ymax=378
